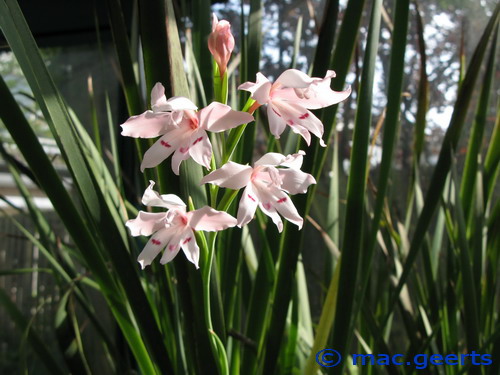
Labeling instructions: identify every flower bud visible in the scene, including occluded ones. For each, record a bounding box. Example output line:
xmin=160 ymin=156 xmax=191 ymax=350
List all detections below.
xmin=208 ymin=13 xmax=235 ymax=76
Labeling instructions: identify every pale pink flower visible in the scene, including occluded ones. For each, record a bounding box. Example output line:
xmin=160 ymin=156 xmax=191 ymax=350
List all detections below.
xmin=126 ymin=181 xmax=237 ymax=269
xmin=208 ymin=13 xmax=235 ymax=76
xmin=121 ymin=83 xmax=253 ymax=174
xmin=239 ymin=69 xmax=351 ymax=146
xmin=200 ymin=151 xmax=315 ymax=232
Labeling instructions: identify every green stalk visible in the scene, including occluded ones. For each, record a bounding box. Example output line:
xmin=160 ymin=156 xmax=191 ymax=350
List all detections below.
xmin=214 ymin=64 xmax=229 ymax=104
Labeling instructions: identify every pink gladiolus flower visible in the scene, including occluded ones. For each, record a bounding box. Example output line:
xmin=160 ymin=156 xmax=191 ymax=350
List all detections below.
xmin=208 ymin=13 xmax=235 ymax=76
xmin=239 ymin=69 xmax=351 ymax=146
xmin=120 ymin=83 xmax=253 ymax=174
xmin=200 ymin=151 xmax=315 ymax=232
xmin=126 ymin=181 xmax=237 ymax=269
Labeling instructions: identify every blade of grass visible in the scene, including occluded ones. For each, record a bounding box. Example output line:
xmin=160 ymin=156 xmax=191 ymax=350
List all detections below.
xmin=304 ymin=259 xmax=341 ymax=375
xmin=449 ymin=164 xmax=480 ymax=359
xmin=413 ymin=1 xmax=429 ymax=162
xmin=459 ymin=28 xmax=497 ymax=219
xmin=311 ymin=0 xmax=339 ymax=77
xmin=483 ymin=98 xmax=500 ymax=203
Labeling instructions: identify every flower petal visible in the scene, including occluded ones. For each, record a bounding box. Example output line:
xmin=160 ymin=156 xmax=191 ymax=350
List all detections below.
xmin=159 ymin=229 xmax=184 ymax=265
xmin=179 ymin=228 xmax=200 ymax=269
xmin=279 ymin=71 xmax=351 ymax=110
xmin=142 ymin=180 xmax=186 ymax=208
xmin=266 ymin=104 xmax=287 ymax=139
xmin=254 ymin=151 xmax=305 ymax=169
xmin=187 ymin=206 xmax=237 ymax=231
xmin=150 ymin=82 xmax=168 ymax=111
xmin=259 ymin=201 xmax=283 ymax=232
xmin=188 ymin=130 xmax=212 ymax=169
xmin=126 ymin=211 xmax=166 ymax=236
xmin=275 ymin=69 xmax=315 ymax=88
xmin=211 ymin=13 xmax=219 ymax=31
xmin=290 ymin=108 xmax=326 ymax=146
xmin=237 ymin=184 xmax=259 ymax=227
xmin=137 ymin=227 xmax=175 ymax=269
xmin=271 ymin=100 xmax=326 ymax=146
xmin=280 ymin=151 xmax=306 ymax=169
xmin=272 ymin=192 xmax=303 ymax=229
xmin=140 ymin=127 xmax=186 ymax=171
xmin=238 ymin=72 xmax=272 ymax=104
xmin=255 ymin=184 xmax=303 ymax=230
xmin=198 ymin=102 xmax=254 ymax=133
xmin=171 ymin=143 xmax=191 ymax=175
xmin=254 ymin=152 xmax=288 ymax=167
xmin=200 ymin=161 xmax=253 ymax=189
xmin=120 ymin=111 xmax=173 ymax=138
xmin=278 ymin=168 xmax=316 ymax=194
xmin=289 ymin=123 xmax=312 ymax=146
xmin=152 ymin=90 xmax=198 ymax=112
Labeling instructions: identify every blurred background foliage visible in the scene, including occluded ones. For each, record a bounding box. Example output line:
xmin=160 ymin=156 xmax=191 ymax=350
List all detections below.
xmin=0 ymin=0 xmax=498 ymax=374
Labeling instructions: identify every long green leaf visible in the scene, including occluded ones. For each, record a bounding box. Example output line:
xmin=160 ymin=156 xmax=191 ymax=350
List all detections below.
xmin=460 ymin=28 xmax=498 ymax=218
xmin=329 ymin=1 xmax=382 ymax=373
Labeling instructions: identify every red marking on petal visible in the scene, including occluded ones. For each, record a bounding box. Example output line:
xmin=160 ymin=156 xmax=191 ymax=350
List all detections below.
xmin=276 ymin=197 xmax=287 ymax=203
xmin=161 ymin=140 xmax=171 ymax=148
xmin=263 ymin=202 xmax=271 ymax=210
xmin=287 ymin=119 xmax=294 ymax=125
xmin=192 ymin=136 xmax=203 ymax=145
xmin=182 ymin=237 xmax=192 ymax=244
xmin=180 ymin=147 xmax=189 ymax=153
xmin=299 ymin=113 xmax=309 ymax=119
xmin=272 ymin=108 xmax=282 ymax=117
xmin=169 ymin=244 xmax=176 ymax=251
xmin=151 ymin=239 xmax=161 ymax=245
xmin=247 ymin=194 xmax=256 ymax=202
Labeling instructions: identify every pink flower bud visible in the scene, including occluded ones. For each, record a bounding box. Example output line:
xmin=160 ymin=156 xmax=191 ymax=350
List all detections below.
xmin=208 ymin=13 xmax=235 ymax=76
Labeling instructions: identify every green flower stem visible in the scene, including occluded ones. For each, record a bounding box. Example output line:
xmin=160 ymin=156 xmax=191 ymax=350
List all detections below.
xmin=214 ymin=63 xmax=229 ymax=104
xmin=189 ymin=196 xmax=228 ymax=375
xmin=222 ymin=97 xmax=256 ymax=164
